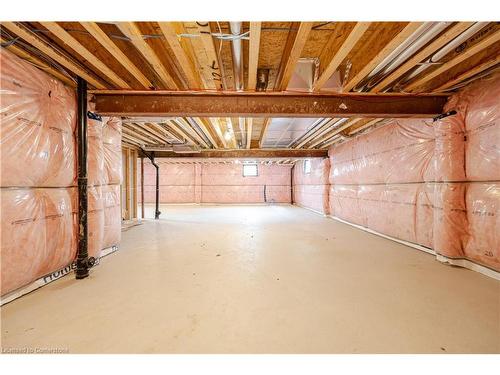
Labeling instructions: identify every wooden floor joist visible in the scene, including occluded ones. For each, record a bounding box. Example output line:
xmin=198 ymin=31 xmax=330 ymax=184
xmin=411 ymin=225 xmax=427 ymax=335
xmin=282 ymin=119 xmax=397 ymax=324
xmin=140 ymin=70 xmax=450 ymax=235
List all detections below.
xmin=80 ymin=22 xmax=153 ymax=89
xmin=313 ymin=22 xmax=371 ymax=91
xmin=2 ymin=22 xmax=106 ymax=88
xmin=116 ymin=22 xmax=178 ymax=89
xmin=94 ymin=91 xmax=448 ymax=118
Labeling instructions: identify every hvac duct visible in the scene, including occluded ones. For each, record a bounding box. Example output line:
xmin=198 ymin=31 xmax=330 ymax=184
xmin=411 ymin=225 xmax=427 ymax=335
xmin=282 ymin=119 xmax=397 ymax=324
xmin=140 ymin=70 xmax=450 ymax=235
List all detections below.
xmin=400 ymin=22 xmax=488 ymax=85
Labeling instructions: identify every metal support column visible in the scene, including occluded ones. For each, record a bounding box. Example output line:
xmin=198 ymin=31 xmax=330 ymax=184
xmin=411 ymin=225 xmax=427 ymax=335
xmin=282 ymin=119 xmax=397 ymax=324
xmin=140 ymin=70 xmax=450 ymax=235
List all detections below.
xmin=76 ymin=77 xmax=89 ymax=279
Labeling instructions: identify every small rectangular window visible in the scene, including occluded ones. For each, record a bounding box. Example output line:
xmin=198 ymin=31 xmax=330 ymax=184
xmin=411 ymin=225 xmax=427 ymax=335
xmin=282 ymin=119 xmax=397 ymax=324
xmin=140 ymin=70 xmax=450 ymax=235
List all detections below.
xmin=243 ymin=164 xmax=258 ymax=177
xmin=303 ymin=159 xmax=311 ymax=174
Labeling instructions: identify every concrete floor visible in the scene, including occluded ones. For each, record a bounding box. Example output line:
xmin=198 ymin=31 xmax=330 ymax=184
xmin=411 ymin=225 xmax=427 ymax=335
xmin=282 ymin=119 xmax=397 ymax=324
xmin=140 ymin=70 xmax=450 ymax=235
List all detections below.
xmin=1 ymin=204 xmax=499 ymax=353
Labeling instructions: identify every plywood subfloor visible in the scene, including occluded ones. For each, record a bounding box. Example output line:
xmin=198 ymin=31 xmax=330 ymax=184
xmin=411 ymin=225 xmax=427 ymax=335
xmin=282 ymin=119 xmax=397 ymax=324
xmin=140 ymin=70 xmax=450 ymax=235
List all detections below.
xmin=1 ymin=205 xmax=499 ymax=353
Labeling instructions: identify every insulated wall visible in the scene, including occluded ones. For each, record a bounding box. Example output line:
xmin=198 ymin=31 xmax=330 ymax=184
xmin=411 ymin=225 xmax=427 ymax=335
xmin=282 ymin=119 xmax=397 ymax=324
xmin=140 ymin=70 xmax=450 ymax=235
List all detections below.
xmin=328 ymin=73 xmax=500 ymax=272
xmin=292 ymin=159 xmax=330 ymax=214
xmin=0 ymin=50 xmax=122 ymax=296
xmin=138 ymin=162 xmax=292 ymax=204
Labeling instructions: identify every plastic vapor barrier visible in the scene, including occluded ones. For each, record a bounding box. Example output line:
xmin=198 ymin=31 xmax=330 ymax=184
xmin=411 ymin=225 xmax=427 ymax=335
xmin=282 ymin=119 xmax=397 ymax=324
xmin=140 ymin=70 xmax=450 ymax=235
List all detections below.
xmin=328 ymin=73 xmax=500 ymax=274
xmin=1 ymin=50 xmax=122 ymax=297
xmin=138 ymin=162 xmax=292 ymax=204
xmin=292 ymin=159 xmax=330 ymax=214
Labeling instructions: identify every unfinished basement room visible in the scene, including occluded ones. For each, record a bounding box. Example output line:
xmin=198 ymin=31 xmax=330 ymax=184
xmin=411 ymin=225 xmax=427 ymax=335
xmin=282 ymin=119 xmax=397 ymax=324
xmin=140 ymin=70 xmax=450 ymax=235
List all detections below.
xmin=1 ymin=2 xmax=499 ymax=366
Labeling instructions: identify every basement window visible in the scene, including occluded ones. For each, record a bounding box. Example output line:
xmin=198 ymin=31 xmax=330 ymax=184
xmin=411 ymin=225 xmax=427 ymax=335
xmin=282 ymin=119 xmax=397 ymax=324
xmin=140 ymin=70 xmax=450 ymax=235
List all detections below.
xmin=243 ymin=164 xmax=258 ymax=177
xmin=303 ymin=159 xmax=311 ymax=174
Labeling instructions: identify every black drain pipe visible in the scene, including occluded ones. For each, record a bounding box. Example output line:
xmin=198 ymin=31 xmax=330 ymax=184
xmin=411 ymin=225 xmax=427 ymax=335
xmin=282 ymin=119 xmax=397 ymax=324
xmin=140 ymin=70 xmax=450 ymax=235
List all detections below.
xmin=76 ymin=77 xmax=89 ymax=279
xmin=141 ymin=149 xmax=161 ymax=219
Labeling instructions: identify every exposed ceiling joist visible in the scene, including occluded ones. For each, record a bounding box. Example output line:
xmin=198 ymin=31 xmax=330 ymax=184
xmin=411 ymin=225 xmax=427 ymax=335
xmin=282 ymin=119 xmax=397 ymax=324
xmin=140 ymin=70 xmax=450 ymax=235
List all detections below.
xmin=247 ymin=22 xmax=262 ymax=91
xmin=166 ymin=119 xmax=198 ymax=145
xmin=196 ymin=22 xmax=224 ymax=90
xmin=94 ymin=91 xmax=448 ymax=118
xmin=274 ymin=22 xmax=314 ymax=91
xmin=434 ymin=57 xmax=500 ymax=92
xmin=258 ymin=118 xmax=271 ymax=148
xmin=405 ymin=28 xmax=500 ymax=92
xmin=246 ymin=118 xmax=253 ymax=149
xmin=0 ymin=36 xmax=76 ymax=87
xmin=309 ymin=118 xmax=363 ymax=148
xmin=80 ymin=22 xmax=153 ymax=89
xmin=1 ymin=22 xmax=105 ymax=88
xmin=116 ymin=22 xmax=178 ymax=89
xmin=40 ymin=22 xmax=131 ymax=88
xmin=314 ymin=22 xmax=371 ymax=91
xmin=370 ymin=22 xmax=475 ymax=92
xmin=157 ymin=22 xmax=202 ymax=89
xmin=343 ymin=22 xmax=424 ymax=92
xmin=191 ymin=117 xmax=219 ymax=149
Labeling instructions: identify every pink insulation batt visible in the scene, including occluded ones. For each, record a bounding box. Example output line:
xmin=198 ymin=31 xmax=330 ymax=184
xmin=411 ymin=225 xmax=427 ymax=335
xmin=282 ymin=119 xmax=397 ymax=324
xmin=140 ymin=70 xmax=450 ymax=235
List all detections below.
xmin=0 ymin=188 xmax=77 ymax=295
xmin=1 ymin=51 xmax=123 ymax=296
xmin=0 ymin=49 xmax=76 ymax=188
xmin=139 ymin=162 xmax=292 ymax=204
xmin=328 ymin=73 xmax=500 ymax=271
xmin=292 ymin=159 xmax=330 ymax=214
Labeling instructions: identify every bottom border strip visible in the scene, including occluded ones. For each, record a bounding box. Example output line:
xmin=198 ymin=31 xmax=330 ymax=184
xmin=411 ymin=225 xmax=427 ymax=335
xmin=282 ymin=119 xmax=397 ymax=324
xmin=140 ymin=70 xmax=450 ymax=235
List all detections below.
xmin=0 ymin=245 xmax=119 ymax=306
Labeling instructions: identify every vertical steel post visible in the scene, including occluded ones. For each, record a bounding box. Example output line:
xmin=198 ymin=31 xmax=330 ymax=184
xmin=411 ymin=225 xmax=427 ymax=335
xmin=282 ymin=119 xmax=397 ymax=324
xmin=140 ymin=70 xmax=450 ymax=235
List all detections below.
xmin=141 ymin=157 xmax=145 ymax=219
xmin=76 ymin=77 xmax=89 ymax=279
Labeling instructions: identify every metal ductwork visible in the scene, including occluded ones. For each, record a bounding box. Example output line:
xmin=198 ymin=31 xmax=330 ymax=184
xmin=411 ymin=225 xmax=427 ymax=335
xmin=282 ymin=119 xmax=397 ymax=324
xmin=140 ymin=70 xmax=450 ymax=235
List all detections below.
xmin=229 ymin=22 xmax=246 ymax=148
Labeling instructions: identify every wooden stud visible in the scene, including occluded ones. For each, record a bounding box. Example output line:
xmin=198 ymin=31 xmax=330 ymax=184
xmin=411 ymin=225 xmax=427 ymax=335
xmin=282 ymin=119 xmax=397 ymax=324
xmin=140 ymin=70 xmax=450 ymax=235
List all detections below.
xmin=40 ymin=22 xmax=131 ymax=88
xmin=0 ymin=36 xmax=76 ymax=87
xmin=80 ymin=22 xmax=153 ymax=89
xmin=131 ymin=149 xmax=138 ymax=219
xmin=116 ymin=22 xmax=178 ymax=89
xmin=157 ymin=22 xmax=202 ymax=89
xmin=313 ymin=22 xmax=371 ymax=91
xmin=405 ymin=28 xmax=500 ymax=92
xmin=275 ymin=22 xmax=314 ymax=91
xmin=2 ymin=22 xmax=105 ymax=88
xmin=371 ymin=22 xmax=475 ymax=92
xmin=343 ymin=22 xmax=423 ymax=92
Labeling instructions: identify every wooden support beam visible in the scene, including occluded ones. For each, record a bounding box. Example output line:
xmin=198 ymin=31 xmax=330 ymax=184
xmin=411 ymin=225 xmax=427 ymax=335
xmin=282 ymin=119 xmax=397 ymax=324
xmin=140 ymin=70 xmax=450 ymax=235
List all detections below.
xmin=80 ymin=22 xmax=153 ymax=89
xmin=2 ymin=22 xmax=105 ymax=88
xmin=94 ymin=91 xmax=448 ymax=118
xmin=116 ymin=22 xmax=178 ymax=89
xmin=314 ymin=22 xmax=371 ymax=91
xmin=343 ymin=22 xmax=423 ymax=92
xmin=247 ymin=22 xmax=262 ymax=90
xmin=0 ymin=36 xmax=76 ymax=87
xmin=371 ymin=22 xmax=475 ymax=92
xmin=405 ymin=28 xmax=500 ymax=92
xmin=275 ymin=22 xmax=314 ymax=91
xmin=157 ymin=22 xmax=202 ymax=89
xmin=434 ymin=56 xmax=500 ymax=92
xmin=146 ymin=149 xmax=329 ymax=158
xmin=40 ymin=22 xmax=131 ymax=88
